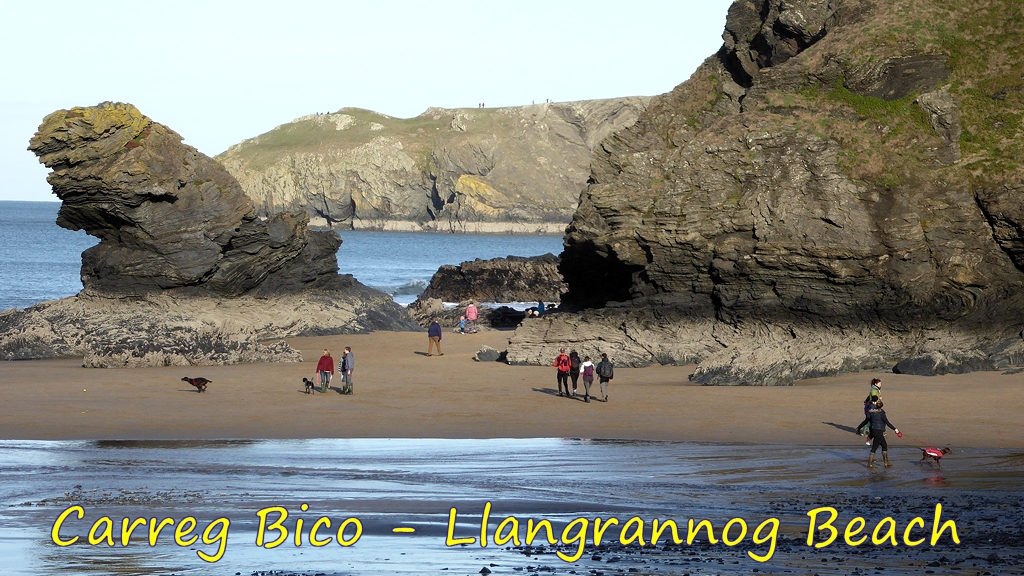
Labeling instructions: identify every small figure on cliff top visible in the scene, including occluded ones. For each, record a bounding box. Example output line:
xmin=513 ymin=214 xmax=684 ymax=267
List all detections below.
xmin=315 ymin=349 xmax=334 ymax=393
xmin=427 ymin=319 xmax=443 ymax=356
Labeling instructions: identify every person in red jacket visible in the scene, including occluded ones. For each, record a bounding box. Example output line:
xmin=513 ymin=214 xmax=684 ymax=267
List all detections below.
xmin=314 ymin=349 xmax=335 ymax=393
xmin=552 ymin=348 xmax=571 ymax=397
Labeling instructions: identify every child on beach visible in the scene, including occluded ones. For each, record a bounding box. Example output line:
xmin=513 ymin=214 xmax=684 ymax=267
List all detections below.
xmin=458 ymin=315 xmax=466 ymax=334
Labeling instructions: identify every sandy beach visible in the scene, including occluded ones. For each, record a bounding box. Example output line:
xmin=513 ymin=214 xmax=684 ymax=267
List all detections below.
xmin=2 ymin=329 xmax=1022 ymax=447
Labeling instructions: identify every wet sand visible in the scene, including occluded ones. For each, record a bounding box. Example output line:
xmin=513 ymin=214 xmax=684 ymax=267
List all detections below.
xmin=3 ymin=439 xmax=1022 ymax=575
xmin=1 ymin=329 xmax=1023 ymax=447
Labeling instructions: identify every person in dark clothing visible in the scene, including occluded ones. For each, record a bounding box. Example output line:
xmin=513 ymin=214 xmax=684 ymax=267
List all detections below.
xmin=568 ymin=350 xmax=581 ymax=397
xmin=861 ymin=378 xmax=883 ymax=445
xmin=427 ymin=319 xmax=443 ymax=356
xmin=552 ymin=348 xmax=571 ymax=396
xmin=595 ymin=353 xmax=614 ymax=402
xmin=339 ymin=346 xmax=354 ymax=395
xmin=856 ymin=400 xmax=901 ymax=468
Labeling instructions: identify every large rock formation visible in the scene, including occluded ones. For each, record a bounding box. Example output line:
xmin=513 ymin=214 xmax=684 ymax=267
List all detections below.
xmin=416 ymin=254 xmax=565 ymax=304
xmin=1 ymin=103 xmax=416 ymax=367
xmin=508 ymin=0 xmax=1024 ymax=384
xmin=216 ymin=98 xmax=650 ymax=233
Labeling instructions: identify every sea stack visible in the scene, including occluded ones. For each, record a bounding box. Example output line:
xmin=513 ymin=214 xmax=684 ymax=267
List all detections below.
xmin=0 ymin=103 xmax=416 ymax=367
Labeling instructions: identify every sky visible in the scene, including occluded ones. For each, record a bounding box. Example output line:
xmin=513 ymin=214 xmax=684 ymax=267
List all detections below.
xmin=0 ymin=0 xmax=732 ymax=202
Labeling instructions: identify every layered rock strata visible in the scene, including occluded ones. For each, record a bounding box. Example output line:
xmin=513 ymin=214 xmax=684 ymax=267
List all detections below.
xmin=416 ymin=254 xmax=565 ymax=304
xmin=508 ymin=0 xmax=1024 ymax=383
xmin=2 ymin=103 xmax=416 ymax=366
xmin=216 ymin=98 xmax=650 ymax=233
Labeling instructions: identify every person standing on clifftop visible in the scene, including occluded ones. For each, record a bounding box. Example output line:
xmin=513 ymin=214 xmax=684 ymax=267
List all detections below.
xmin=427 ymin=319 xmax=443 ymax=356
xmin=465 ymin=302 xmax=479 ymax=334
xmin=596 ymin=353 xmax=614 ymax=402
xmin=552 ymin=348 xmax=571 ymax=397
xmin=339 ymin=346 xmax=354 ymax=395
xmin=315 ymin=349 xmax=334 ymax=394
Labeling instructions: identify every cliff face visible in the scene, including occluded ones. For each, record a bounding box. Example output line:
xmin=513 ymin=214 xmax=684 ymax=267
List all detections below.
xmin=3 ymin=103 xmax=416 ymax=367
xmin=216 ymin=98 xmax=649 ymax=233
xmin=509 ymin=0 xmax=1024 ymax=383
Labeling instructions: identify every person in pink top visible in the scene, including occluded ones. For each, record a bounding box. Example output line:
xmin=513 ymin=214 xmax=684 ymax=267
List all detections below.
xmin=465 ymin=302 xmax=479 ymax=333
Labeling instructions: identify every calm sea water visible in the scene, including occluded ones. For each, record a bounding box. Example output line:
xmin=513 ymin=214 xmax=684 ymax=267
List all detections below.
xmin=0 ymin=201 xmax=564 ymax=311
xmin=0 ymin=439 xmax=1020 ymax=575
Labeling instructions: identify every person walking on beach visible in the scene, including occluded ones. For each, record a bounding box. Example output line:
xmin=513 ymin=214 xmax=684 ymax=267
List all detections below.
xmin=865 ymin=378 xmax=882 ymax=413
xmin=427 ymin=319 xmax=444 ymax=356
xmin=339 ymin=346 xmax=354 ymax=395
xmin=568 ymin=350 xmax=581 ymax=397
xmin=552 ymin=348 xmax=571 ymax=397
xmin=315 ymin=349 xmax=334 ymax=393
xmin=580 ymin=355 xmax=595 ymax=402
xmin=861 ymin=377 xmax=883 ymax=445
xmin=596 ymin=353 xmax=614 ymax=402
xmin=856 ymin=400 xmax=901 ymax=468
xmin=465 ymin=302 xmax=479 ymax=333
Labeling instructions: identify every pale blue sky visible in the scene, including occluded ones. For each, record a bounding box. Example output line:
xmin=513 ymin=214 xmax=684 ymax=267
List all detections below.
xmin=0 ymin=0 xmax=732 ymax=201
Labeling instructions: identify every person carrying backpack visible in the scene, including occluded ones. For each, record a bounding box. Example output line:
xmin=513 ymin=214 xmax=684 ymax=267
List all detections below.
xmin=552 ymin=348 xmax=571 ymax=397
xmin=568 ymin=350 xmax=581 ymax=397
xmin=596 ymin=353 xmax=614 ymax=402
xmin=580 ymin=356 xmax=595 ymax=403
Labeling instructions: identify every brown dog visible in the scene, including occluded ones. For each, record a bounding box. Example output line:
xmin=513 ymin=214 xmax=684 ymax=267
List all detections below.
xmin=182 ymin=376 xmax=210 ymax=393
xmin=920 ymin=447 xmax=952 ymax=468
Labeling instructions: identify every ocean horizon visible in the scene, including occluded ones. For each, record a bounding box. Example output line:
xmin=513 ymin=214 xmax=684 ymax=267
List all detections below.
xmin=0 ymin=200 xmax=564 ymax=312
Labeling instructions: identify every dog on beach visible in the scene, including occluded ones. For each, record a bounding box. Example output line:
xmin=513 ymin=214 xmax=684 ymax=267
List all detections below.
xmin=182 ymin=376 xmax=210 ymax=393
xmin=303 ymin=377 xmax=316 ymax=394
xmin=920 ymin=447 xmax=952 ymax=468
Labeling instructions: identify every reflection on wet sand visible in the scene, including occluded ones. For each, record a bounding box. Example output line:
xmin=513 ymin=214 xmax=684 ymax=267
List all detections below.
xmin=1 ymin=439 xmax=1022 ymax=575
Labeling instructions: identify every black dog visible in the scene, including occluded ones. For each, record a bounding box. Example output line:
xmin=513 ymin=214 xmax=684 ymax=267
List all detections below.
xmin=182 ymin=376 xmax=210 ymax=393
xmin=303 ymin=377 xmax=316 ymax=394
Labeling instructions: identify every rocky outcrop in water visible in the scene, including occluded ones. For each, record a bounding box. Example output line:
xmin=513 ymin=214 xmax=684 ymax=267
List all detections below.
xmin=508 ymin=0 xmax=1024 ymax=383
xmin=1 ymin=103 xmax=416 ymax=366
xmin=216 ymin=98 xmax=650 ymax=233
xmin=416 ymin=254 xmax=565 ymax=304
xmin=28 ymin=103 xmax=343 ymax=296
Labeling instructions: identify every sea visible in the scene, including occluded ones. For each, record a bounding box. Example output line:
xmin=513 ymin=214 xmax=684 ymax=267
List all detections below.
xmin=0 ymin=201 xmax=565 ymax=312
xmin=3 ymin=200 xmax=1024 ymax=575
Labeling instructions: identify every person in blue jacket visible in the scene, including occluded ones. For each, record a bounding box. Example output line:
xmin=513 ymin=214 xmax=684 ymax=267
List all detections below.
xmin=427 ymin=319 xmax=443 ymax=356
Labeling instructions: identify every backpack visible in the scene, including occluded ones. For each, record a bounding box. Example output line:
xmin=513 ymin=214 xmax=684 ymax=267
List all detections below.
xmin=597 ymin=361 xmax=613 ymax=378
xmin=570 ymin=355 xmax=580 ymax=371
xmin=556 ymin=355 xmax=571 ymax=372
xmin=583 ymin=365 xmax=594 ymax=379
